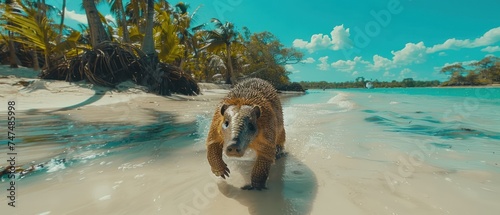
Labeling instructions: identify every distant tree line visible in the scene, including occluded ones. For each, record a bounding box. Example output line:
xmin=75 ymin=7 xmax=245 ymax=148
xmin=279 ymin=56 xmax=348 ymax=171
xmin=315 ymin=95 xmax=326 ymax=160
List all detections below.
xmin=440 ymin=56 xmax=500 ymax=86
xmin=300 ymin=56 xmax=499 ymax=89
xmin=300 ymin=78 xmax=440 ymax=89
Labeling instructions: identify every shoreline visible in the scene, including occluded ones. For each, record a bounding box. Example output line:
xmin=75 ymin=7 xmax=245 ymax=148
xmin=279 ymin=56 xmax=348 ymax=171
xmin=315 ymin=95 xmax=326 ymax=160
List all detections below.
xmin=1 ymin=66 xmax=500 ymax=214
xmin=0 ymin=65 xmax=305 ymax=126
xmin=304 ymin=84 xmax=500 ymax=90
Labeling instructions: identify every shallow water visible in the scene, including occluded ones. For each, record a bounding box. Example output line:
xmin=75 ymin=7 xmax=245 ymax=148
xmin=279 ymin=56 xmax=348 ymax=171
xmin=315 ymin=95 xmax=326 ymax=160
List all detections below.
xmin=1 ymin=88 xmax=500 ymax=214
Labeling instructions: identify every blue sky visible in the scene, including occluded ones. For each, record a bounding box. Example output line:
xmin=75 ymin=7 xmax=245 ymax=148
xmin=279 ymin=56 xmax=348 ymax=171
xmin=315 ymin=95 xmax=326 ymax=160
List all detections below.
xmin=48 ymin=0 xmax=500 ymax=83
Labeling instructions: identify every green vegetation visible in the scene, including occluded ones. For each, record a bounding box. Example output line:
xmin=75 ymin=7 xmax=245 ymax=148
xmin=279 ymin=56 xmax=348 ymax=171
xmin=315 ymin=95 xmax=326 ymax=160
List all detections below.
xmin=300 ymin=78 xmax=441 ymax=89
xmin=301 ymin=56 xmax=500 ymax=89
xmin=440 ymin=56 xmax=500 ymax=86
xmin=0 ymin=0 xmax=304 ymax=95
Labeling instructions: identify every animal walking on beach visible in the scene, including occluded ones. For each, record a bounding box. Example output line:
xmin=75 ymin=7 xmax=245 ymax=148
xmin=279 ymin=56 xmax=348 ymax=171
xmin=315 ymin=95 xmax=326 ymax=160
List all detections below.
xmin=206 ymin=78 xmax=286 ymax=190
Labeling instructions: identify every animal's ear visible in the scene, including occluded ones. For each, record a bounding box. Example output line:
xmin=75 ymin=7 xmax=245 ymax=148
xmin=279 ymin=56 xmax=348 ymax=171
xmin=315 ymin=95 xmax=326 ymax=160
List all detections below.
xmin=220 ymin=104 xmax=229 ymax=115
xmin=252 ymin=106 xmax=261 ymax=118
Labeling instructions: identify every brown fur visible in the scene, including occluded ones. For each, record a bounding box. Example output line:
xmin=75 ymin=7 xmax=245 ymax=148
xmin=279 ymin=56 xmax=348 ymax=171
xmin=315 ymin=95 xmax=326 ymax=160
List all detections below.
xmin=206 ymin=78 xmax=285 ymax=190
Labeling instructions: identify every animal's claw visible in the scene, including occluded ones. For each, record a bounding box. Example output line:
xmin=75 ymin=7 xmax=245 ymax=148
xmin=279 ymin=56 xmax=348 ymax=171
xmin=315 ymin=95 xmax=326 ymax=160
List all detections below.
xmin=213 ymin=165 xmax=230 ymax=179
xmin=241 ymin=184 xmax=267 ymax=191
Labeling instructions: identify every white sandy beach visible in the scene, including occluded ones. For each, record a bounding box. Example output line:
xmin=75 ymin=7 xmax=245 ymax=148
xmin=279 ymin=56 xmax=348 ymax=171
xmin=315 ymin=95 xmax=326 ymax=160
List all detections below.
xmin=1 ymin=65 xmax=499 ymax=215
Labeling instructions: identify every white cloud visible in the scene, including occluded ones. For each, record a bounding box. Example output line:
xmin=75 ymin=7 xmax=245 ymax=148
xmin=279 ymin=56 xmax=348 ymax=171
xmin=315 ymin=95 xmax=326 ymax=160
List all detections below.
xmin=383 ymin=71 xmax=395 ymax=77
xmin=330 ymin=25 xmax=352 ymax=50
xmin=64 ymin=10 xmax=116 ymax=26
xmin=317 ymin=56 xmax=330 ymax=71
xmin=293 ymin=25 xmax=352 ymax=53
xmin=400 ymin=68 xmax=411 ymax=75
xmin=292 ymin=39 xmax=308 ymax=49
xmin=285 ymin=65 xmax=300 ymax=73
xmin=331 ymin=56 xmax=368 ymax=73
xmin=293 ymin=35 xmax=331 ymax=53
xmin=367 ymin=55 xmax=393 ymax=71
xmin=324 ymin=42 xmax=427 ymax=75
xmin=105 ymin=14 xmax=116 ymax=24
xmin=398 ymin=68 xmax=414 ymax=79
xmin=438 ymin=52 xmax=447 ymax=56
xmin=362 ymin=42 xmax=427 ymax=71
xmin=352 ymin=71 xmax=359 ymax=76
xmin=301 ymin=57 xmax=316 ymax=64
xmin=481 ymin=46 xmax=500 ymax=53
xmin=326 ymin=43 xmax=427 ymax=74
xmin=391 ymin=42 xmax=427 ymax=65
xmin=65 ymin=9 xmax=88 ymax=24
xmin=427 ymin=27 xmax=500 ymax=53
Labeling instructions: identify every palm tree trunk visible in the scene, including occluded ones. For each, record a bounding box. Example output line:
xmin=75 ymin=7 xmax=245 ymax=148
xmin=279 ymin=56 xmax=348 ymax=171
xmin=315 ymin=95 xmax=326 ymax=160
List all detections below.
xmin=38 ymin=0 xmax=51 ymax=70
xmin=83 ymin=0 xmax=110 ymax=48
xmin=141 ymin=0 xmax=165 ymax=95
xmin=8 ymin=34 xmax=18 ymax=68
xmin=226 ymin=43 xmax=234 ymax=85
xmin=142 ymin=0 xmax=155 ymax=55
xmin=132 ymin=0 xmax=140 ymax=25
xmin=32 ymin=46 xmax=40 ymax=71
xmin=58 ymin=0 xmax=66 ymax=43
xmin=120 ymin=6 xmax=130 ymax=43
xmin=6 ymin=1 xmax=20 ymax=68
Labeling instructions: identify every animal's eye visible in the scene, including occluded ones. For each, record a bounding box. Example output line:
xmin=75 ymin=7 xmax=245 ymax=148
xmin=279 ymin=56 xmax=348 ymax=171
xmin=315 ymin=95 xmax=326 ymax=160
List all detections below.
xmin=248 ymin=123 xmax=255 ymax=131
xmin=222 ymin=120 xmax=229 ymax=129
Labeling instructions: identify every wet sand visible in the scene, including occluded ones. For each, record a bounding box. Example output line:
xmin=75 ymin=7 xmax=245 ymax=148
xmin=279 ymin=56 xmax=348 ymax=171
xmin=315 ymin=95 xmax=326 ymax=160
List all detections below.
xmin=1 ymin=66 xmax=499 ymax=214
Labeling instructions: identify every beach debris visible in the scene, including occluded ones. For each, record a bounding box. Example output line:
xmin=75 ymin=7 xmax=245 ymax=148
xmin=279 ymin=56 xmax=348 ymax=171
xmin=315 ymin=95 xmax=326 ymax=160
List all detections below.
xmin=0 ymin=158 xmax=67 ymax=179
xmin=40 ymin=42 xmax=199 ymax=96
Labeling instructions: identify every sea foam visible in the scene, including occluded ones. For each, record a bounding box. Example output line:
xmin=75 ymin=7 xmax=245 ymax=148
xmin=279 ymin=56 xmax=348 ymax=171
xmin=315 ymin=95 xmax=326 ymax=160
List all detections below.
xmin=327 ymin=92 xmax=355 ymax=111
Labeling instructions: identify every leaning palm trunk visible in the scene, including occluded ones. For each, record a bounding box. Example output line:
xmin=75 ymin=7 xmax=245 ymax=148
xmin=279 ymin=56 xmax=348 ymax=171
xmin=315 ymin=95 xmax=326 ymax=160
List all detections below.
xmin=38 ymin=0 xmax=51 ymax=69
xmin=58 ymin=0 xmax=66 ymax=43
xmin=83 ymin=0 xmax=110 ymax=47
xmin=6 ymin=2 xmax=19 ymax=68
xmin=119 ymin=5 xmax=130 ymax=43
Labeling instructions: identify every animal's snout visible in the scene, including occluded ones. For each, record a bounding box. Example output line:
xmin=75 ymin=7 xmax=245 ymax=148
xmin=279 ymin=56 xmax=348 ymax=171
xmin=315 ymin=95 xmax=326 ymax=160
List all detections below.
xmin=226 ymin=142 xmax=243 ymax=157
xmin=227 ymin=145 xmax=241 ymax=153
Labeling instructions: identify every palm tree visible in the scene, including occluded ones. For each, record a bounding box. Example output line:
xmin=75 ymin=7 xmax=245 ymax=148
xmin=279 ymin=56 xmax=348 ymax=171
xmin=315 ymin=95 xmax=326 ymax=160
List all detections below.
xmin=3 ymin=0 xmax=21 ymax=68
xmin=173 ymin=3 xmax=204 ymax=69
xmin=142 ymin=0 xmax=155 ymax=55
xmin=83 ymin=0 xmax=110 ymax=47
xmin=36 ymin=0 xmax=50 ymax=69
xmin=154 ymin=4 xmax=183 ymax=64
xmin=2 ymin=1 xmax=56 ymax=70
xmin=58 ymin=0 xmax=66 ymax=42
xmin=125 ymin=0 xmax=146 ymax=35
xmin=140 ymin=0 xmax=163 ymax=94
xmin=108 ymin=0 xmax=129 ymax=43
xmin=207 ymin=54 xmax=226 ymax=82
xmin=202 ymin=18 xmax=239 ymax=85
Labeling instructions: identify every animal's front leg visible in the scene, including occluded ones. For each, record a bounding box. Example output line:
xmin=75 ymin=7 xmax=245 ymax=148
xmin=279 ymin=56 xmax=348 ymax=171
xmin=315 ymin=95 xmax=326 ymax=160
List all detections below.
xmin=207 ymin=143 xmax=230 ymax=179
xmin=242 ymin=156 xmax=272 ymax=190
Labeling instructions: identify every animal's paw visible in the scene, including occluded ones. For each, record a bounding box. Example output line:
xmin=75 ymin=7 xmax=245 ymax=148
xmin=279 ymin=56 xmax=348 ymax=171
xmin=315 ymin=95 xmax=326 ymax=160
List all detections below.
xmin=212 ymin=165 xmax=230 ymax=179
xmin=276 ymin=151 xmax=288 ymax=160
xmin=241 ymin=183 xmax=267 ymax=191
xmin=275 ymin=145 xmax=287 ymax=160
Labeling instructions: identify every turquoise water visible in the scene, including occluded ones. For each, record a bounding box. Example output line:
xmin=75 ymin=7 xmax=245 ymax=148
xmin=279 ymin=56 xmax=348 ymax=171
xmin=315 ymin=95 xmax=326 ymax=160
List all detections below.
xmin=3 ymin=87 xmax=499 ymax=179
xmin=1 ymin=87 xmax=499 ymax=214
xmin=0 ymin=111 xmax=201 ymax=179
xmin=283 ymin=87 xmax=500 ymax=172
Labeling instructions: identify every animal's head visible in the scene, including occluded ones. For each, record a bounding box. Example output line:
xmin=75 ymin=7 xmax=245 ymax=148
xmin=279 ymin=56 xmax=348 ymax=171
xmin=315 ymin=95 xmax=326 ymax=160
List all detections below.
xmin=220 ymin=104 xmax=261 ymax=157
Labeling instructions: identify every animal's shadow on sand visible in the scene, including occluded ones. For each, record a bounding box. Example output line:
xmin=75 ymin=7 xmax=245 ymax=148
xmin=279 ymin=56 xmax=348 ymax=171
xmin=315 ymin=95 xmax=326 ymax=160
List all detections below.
xmin=217 ymin=154 xmax=317 ymax=215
